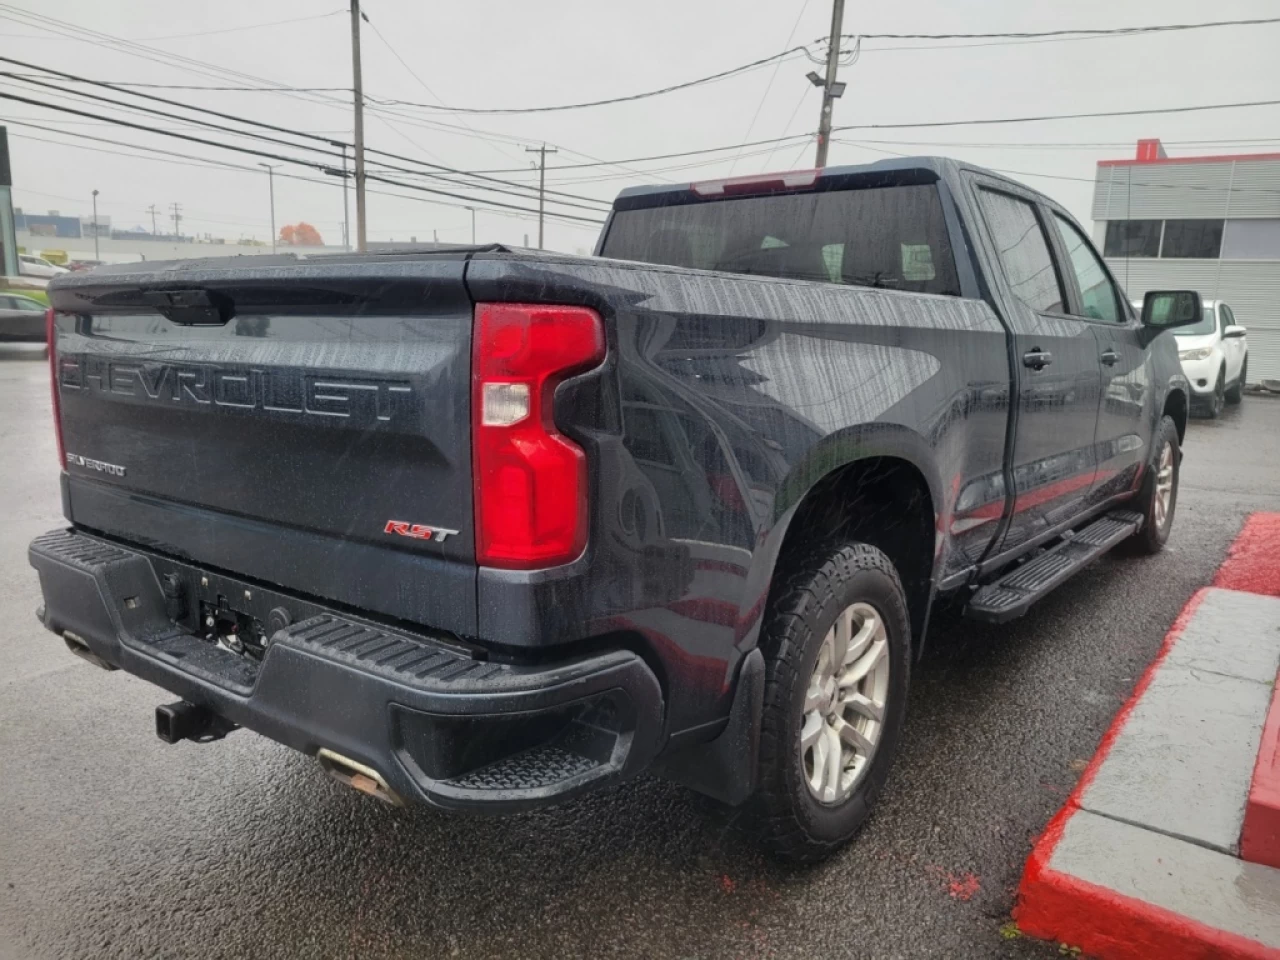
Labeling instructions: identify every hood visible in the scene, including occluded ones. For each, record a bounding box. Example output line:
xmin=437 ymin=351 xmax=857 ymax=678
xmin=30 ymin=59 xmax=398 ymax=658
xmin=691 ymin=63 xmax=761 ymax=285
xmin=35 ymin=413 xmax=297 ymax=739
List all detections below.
xmin=1173 ymin=331 xmax=1219 ymax=351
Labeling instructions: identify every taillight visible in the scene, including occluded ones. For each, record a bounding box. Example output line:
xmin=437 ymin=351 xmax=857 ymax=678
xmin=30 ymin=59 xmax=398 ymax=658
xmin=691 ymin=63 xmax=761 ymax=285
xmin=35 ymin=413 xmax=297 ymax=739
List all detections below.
xmin=46 ymin=307 xmax=65 ymax=468
xmin=472 ymin=303 xmax=605 ymax=569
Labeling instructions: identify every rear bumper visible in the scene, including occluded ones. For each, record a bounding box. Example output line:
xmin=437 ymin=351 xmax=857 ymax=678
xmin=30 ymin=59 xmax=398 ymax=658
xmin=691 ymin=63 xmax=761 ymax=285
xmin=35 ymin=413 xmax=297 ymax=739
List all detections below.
xmin=28 ymin=528 xmax=664 ymax=812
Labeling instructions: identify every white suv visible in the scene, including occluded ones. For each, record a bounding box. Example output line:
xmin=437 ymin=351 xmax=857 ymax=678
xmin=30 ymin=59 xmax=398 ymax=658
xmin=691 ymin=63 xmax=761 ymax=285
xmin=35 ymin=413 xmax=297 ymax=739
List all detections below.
xmin=1132 ymin=298 xmax=1247 ymax=418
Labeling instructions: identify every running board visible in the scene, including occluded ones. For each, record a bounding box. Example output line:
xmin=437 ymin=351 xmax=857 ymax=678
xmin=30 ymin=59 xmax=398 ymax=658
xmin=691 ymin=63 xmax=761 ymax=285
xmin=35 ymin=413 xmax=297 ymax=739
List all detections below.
xmin=965 ymin=510 xmax=1144 ymax=623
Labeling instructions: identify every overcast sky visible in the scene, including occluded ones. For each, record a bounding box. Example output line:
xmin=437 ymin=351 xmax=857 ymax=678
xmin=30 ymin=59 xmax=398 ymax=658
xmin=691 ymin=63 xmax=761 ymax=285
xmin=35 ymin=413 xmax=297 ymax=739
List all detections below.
xmin=3 ymin=0 xmax=1278 ymax=252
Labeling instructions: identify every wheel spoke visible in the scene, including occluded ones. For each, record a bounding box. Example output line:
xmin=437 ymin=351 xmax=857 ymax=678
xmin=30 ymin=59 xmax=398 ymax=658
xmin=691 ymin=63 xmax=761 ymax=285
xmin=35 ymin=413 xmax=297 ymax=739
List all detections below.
xmin=807 ymin=719 xmax=829 ymax=795
xmin=832 ymin=715 xmax=875 ymax=756
xmin=823 ymin=723 xmax=843 ymax=801
xmin=803 ymin=683 xmax=825 ymax=714
xmin=800 ymin=709 xmax=824 ymax=751
xmin=840 ymin=638 xmax=888 ymax=688
xmin=844 ymin=613 xmax=878 ymax=667
xmin=831 ymin=605 xmax=854 ymax=669
xmin=840 ymin=690 xmax=885 ymax=723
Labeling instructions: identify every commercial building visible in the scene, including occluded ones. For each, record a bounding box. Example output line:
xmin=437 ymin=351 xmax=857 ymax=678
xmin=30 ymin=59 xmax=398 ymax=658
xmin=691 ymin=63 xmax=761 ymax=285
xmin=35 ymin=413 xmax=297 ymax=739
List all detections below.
xmin=1092 ymin=139 xmax=1280 ymax=383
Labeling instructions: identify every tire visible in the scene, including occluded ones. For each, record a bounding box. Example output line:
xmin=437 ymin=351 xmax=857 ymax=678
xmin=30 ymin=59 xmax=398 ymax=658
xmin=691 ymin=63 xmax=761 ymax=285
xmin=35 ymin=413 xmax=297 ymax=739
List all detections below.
xmin=1124 ymin=415 xmax=1180 ymax=555
xmin=751 ymin=542 xmax=911 ymax=862
xmin=1225 ymin=358 xmax=1246 ymax=404
xmin=1203 ymin=370 xmax=1225 ymax=418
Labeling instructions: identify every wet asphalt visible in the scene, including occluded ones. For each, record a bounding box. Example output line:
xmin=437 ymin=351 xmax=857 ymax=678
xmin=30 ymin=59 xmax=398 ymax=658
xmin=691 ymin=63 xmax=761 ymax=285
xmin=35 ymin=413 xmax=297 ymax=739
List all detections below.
xmin=2 ymin=341 xmax=1278 ymax=960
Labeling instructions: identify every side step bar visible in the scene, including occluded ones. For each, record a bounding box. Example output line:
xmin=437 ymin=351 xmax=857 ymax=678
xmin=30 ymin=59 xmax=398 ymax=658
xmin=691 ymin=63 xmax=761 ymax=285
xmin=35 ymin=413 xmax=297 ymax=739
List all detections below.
xmin=965 ymin=510 xmax=1144 ymax=623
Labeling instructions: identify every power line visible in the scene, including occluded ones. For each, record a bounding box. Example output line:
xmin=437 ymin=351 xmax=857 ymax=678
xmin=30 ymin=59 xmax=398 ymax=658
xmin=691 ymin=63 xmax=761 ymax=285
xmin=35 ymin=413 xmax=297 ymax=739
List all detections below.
xmin=367 ymin=46 xmax=810 ymax=115
xmin=358 ymin=6 xmax=522 ymax=166
xmin=105 ymin=10 xmax=346 ymax=43
xmin=5 ymin=124 xmax=604 ymax=230
xmin=841 ymin=15 xmax=1280 ymax=43
xmin=0 ymin=56 xmax=613 ymax=209
xmin=473 ymin=97 xmax=1280 ymax=174
xmin=829 ymin=97 xmax=1280 ymax=132
xmin=0 ymin=95 xmax=605 ymax=224
xmin=0 ymin=8 xmax=620 ymax=183
xmin=729 ymin=0 xmax=812 ymax=175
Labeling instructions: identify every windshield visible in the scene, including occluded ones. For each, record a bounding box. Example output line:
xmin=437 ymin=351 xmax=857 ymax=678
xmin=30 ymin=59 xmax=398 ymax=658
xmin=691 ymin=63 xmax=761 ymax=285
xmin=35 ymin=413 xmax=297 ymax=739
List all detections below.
xmin=1176 ymin=306 xmax=1219 ymax=336
xmin=600 ymin=183 xmax=962 ymax=296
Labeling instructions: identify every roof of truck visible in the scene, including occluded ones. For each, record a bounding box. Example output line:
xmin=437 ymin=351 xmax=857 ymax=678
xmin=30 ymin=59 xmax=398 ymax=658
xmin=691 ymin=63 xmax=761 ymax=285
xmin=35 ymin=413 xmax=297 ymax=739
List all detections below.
xmin=611 ymin=155 xmax=989 ymax=205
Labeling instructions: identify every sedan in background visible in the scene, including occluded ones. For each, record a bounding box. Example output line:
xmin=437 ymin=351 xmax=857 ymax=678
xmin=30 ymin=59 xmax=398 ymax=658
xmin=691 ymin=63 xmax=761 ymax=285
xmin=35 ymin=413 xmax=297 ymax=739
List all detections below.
xmin=18 ymin=254 xmax=68 ymax=279
xmin=0 ymin=292 xmax=47 ymax=343
xmin=1133 ymin=297 xmax=1248 ymax=418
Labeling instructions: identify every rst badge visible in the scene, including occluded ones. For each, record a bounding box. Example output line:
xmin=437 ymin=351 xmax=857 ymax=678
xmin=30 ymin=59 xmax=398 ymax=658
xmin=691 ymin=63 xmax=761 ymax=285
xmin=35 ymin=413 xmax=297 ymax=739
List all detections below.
xmin=65 ymin=453 xmax=127 ymax=477
xmin=384 ymin=520 xmax=458 ymax=543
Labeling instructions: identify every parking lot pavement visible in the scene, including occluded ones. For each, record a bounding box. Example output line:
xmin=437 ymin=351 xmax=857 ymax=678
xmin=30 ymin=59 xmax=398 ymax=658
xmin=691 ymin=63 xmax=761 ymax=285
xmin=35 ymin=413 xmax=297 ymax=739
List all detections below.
xmin=3 ymin=342 xmax=1279 ymax=960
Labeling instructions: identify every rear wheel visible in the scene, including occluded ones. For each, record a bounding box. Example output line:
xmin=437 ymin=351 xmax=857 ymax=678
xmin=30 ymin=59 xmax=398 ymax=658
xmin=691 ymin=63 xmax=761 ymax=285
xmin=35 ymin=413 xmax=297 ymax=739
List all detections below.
xmin=1226 ymin=358 xmax=1246 ymax=404
xmin=1124 ymin=415 xmax=1180 ymax=555
xmin=752 ymin=542 xmax=910 ymax=862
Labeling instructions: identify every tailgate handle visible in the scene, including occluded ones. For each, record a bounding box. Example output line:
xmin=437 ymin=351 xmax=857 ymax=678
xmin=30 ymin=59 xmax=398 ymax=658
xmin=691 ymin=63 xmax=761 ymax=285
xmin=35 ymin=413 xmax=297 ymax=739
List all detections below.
xmin=142 ymin=289 xmax=234 ymax=326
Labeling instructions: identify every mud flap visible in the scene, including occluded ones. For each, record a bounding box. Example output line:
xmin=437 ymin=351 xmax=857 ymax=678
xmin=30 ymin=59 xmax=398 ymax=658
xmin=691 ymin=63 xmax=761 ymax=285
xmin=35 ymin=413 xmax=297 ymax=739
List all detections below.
xmin=658 ymin=648 xmax=764 ymax=806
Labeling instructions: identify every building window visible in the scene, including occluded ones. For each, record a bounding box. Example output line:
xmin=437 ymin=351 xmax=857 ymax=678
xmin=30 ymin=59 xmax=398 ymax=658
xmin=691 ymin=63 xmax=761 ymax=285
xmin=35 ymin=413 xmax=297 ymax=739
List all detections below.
xmin=1103 ymin=219 xmax=1161 ymax=258
xmin=1221 ymin=219 xmax=1280 ymax=260
xmin=1161 ymin=219 xmax=1223 ymax=259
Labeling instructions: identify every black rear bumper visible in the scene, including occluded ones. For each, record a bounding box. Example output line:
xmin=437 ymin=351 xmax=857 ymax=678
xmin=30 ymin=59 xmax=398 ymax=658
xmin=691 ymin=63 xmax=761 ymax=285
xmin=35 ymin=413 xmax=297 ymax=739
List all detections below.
xmin=28 ymin=529 xmax=664 ymax=812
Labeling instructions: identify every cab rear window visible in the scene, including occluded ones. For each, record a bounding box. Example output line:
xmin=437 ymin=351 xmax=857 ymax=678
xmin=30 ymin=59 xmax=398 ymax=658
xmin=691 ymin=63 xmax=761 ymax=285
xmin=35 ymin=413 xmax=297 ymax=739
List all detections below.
xmin=599 ymin=183 xmax=961 ymax=297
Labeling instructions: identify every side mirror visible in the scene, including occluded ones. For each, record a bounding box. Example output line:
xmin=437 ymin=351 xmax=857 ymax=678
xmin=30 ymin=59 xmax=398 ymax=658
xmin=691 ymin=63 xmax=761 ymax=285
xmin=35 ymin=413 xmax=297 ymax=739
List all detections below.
xmin=1223 ymin=324 xmax=1247 ymax=339
xmin=1141 ymin=290 xmax=1203 ymax=330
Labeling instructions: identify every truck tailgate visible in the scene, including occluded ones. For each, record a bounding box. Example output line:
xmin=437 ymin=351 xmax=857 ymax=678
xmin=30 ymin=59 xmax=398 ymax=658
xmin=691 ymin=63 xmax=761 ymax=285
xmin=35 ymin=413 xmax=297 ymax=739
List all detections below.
xmin=48 ymin=256 xmax=479 ymax=637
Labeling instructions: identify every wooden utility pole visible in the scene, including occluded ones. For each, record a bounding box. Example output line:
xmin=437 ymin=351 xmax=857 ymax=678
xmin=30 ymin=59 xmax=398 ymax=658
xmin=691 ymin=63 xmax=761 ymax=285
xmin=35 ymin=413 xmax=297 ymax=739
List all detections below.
xmin=814 ymin=0 xmax=846 ymax=168
xmin=525 ymin=144 xmax=558 ymax=249
xmin=350 ymin=0 xmax=367 ymax=251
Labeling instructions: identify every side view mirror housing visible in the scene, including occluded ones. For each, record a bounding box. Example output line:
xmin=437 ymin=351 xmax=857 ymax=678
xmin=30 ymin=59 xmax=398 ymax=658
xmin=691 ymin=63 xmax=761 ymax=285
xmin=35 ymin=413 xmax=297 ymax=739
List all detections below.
xmin=1223 ymin=324 xmax=1247 ymax=339
xmin=1141 ymin=290 xmax=1203 ymax=331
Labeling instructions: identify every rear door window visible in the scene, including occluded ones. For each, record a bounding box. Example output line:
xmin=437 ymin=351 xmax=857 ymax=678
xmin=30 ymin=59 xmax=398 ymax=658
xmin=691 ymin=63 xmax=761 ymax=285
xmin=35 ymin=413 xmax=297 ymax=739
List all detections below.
xmin=599 ymin=183 xmax=962 ymax=296
xmin=976 ymin=189 xmax=1065 ymax=314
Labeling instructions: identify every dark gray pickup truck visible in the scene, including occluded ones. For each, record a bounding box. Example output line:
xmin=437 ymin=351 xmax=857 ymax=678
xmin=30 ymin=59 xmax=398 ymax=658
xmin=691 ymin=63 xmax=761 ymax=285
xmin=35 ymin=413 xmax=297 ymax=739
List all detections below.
xmin=30 ymin=157 xmax=1200 ymax=861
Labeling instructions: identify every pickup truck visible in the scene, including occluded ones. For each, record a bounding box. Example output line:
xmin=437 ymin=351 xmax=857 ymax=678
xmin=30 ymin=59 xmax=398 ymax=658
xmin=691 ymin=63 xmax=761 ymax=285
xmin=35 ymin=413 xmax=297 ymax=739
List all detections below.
xmin=30 ymin=157 xmax=1201 ymax=862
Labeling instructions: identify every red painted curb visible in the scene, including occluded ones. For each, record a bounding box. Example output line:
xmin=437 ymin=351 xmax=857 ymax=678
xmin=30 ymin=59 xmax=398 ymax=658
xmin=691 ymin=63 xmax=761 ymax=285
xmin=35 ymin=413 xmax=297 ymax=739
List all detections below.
xmin=1015 ymin=513 xmax=1280 ymax=956
xmin=1012 ymin=590 xmax=1212 ymax=951
xmin=1018 ymin=865 xmax=1280 ymax=960
xmin=1242 ymin=675 xmax=1280 ymax=870
xmin=1214 ymin=513 xmax=1280 ymax=598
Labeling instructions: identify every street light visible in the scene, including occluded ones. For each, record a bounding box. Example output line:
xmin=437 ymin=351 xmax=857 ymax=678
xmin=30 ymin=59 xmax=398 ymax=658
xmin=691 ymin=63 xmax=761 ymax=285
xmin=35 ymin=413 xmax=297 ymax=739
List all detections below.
xmin=91 ymin=189 xmax=99 ymax=260
xmin=258 ymin=163 xmax=279 ymax=253
xmin=464 ymin=206 xmax=476 ymax=244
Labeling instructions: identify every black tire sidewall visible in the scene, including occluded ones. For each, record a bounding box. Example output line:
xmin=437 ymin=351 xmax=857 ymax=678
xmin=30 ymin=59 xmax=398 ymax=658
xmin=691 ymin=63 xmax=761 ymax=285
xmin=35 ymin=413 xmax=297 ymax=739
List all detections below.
xmin=759 ymin=545 xmax=911 ymax=849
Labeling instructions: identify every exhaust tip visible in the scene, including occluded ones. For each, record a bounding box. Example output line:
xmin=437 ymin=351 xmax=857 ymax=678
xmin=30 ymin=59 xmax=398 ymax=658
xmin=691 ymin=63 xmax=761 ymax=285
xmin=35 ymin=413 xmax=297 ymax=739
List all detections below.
xmin=317 ymin=748 xmax=402 ymax=806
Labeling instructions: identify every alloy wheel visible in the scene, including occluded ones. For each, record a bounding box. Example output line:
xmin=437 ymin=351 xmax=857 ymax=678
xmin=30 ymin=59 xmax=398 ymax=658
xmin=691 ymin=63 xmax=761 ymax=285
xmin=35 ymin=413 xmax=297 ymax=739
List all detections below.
xmin=801 ymin=602 xmax=890 ymax=805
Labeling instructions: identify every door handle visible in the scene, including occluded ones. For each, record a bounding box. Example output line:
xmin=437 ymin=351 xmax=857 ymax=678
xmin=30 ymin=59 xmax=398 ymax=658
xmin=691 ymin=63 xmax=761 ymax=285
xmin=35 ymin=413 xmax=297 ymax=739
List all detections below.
xmin=1100 ymin=350 xmax=1119 ymax=366
xmin=1022 ymin=350 xmax=1053 ymax=370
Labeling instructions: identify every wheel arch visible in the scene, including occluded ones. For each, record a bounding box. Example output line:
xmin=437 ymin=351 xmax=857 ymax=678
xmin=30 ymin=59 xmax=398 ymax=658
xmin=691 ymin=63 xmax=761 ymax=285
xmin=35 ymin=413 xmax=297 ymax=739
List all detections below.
xmin=747 ymin=426 xmax=943 ymax=658
xmin=1162 ymin=387 xmax=1188 ymax=443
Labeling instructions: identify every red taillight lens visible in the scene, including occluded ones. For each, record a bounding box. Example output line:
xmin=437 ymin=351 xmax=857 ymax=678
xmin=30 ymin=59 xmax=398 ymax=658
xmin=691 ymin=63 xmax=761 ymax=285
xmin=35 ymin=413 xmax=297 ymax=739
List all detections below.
xmin=473 ymin=303 xmax=605 ymax=569
xmin=46 ymin=308 xmax=65 ymax=468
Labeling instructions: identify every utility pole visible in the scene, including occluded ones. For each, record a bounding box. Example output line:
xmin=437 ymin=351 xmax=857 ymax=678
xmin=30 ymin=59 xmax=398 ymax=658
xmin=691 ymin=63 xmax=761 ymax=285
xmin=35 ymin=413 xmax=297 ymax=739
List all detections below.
xmin=465 ymin=206 xmax=476 ymax=244
xmin=339 ymin=142 xmax=351 ymax=250
xmin=147 ymin=204 xmax=158 ymax=237
xmin=525 ymin=143 xmax=557 ymax=250
xmin=812 ymin=0 xmax=847 ymax=168
xmin=258 ymin=163 xmax=279 ymax=253
xmin=91 ymin=189 xmax=100 ymax=260
xmin=350 ymin=0 xmax=367 ymax=251
xmin=170 ymin=202 xmax=182 ymax=239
